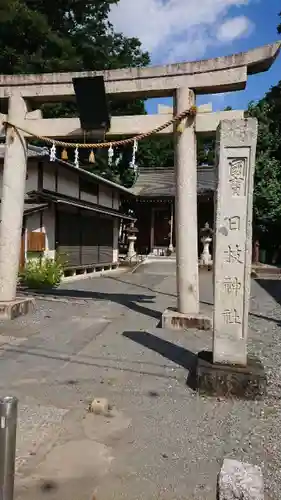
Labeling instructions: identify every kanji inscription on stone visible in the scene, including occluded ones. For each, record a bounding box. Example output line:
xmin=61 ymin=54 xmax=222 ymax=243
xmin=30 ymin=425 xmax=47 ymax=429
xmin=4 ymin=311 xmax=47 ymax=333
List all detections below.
xmin=222 ymin=308 xmax=241 ymax=325
xmin=224 ymin=244 xmax=243 ymax=264
xmin=229 ymin=158 xmax=247 ymax=196
xmin=223 ymin=277 xmax=241 ymax=295
xmin=224 ymin=216 xmax=240 ymax=231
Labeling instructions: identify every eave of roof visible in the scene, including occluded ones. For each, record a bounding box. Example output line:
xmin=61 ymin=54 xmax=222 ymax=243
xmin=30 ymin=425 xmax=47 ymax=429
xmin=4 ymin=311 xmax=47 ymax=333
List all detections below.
xmin=0 ymin=144 xmax=135 ymax=197
xmin=28 ymin=189 xmax=135 ymax=220
xmin=24 ymin=202 xmax=48 ymax=215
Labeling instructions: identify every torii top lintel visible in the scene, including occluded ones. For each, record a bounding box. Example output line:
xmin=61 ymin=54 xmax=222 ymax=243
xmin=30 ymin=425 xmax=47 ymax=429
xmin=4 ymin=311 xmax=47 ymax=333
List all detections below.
xmin=0 ymin=41 xmax=280 ymax=101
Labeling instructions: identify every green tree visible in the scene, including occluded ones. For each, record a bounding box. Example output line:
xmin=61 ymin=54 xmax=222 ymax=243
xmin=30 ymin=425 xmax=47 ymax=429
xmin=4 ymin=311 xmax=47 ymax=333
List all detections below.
xmin=248 ymin=93 xmax=281 ymax=250
xmin=0 ymin=0 xmax=150 ymax=183
xmin=0 ymin=0 xmax=149 ymax=74
xmin=238 ymin=12 xmax=281 ymax=254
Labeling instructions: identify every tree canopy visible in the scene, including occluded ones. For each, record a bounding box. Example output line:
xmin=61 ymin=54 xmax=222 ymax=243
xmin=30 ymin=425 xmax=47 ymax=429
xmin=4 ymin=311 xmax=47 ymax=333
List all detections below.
xmin=247 ymin=12 xmax=281 ymax=252
xmin=0 ymin=0 xmax=149 ymax=73
xmin=0 ymin=0 xmax=151 ymax=183
xmin=248 ymin=98 xmax=281 ymax=246
xmin=0 ymin=0 xmax=216 ymax=184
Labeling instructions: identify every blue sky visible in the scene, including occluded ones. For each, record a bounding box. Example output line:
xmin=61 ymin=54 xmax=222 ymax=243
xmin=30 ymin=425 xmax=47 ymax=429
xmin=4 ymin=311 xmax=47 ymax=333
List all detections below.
xmin=109 ymin=0 xmax=280 ymax=114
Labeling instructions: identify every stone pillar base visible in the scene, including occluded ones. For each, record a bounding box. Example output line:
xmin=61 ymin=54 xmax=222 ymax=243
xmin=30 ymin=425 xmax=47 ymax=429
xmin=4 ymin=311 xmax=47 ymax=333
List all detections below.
xmin=162 ymin=307 xmax=211 ymax=331
xmin=0 ymin=297 xmax=35 ymax=320
xmin=196 ymin=351 xmax=266 ymax=399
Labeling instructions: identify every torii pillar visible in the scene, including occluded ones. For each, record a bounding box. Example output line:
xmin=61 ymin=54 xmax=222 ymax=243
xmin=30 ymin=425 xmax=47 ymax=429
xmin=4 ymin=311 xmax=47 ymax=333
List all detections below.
xmin=174 ymin=88 xmax=199 ymax=314
xmin=162 ymin=88 xmax=211 ymax=330
xmin=0 ymin=94 xmax=34 ymax=319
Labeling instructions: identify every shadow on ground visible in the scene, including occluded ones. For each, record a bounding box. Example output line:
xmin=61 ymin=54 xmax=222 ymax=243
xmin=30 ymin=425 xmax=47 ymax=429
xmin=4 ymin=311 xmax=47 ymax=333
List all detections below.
xmin=255 ymin=279 xmax=281 ymax=307
xmin=107 ymin=276 xmax=176 ymax=298
xmin=1 ymin=342 xmax=180 ymax=381
xmin=0 ymin=331 xmax=199 ymax=384
xmin=22 ymin=288 xmax=162 ymax=321
xmin=123 ymin=330 xmax=197 ymax=389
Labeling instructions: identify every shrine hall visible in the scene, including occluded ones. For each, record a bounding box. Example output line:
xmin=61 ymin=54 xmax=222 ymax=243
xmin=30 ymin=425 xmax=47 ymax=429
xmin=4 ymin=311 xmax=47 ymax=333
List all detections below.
xmin=121 ymin=165 xmax=216 ymax=256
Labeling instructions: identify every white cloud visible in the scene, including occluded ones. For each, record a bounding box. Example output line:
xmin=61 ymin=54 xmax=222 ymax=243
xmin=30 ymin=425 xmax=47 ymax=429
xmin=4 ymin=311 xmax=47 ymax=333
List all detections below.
xmin=109 ymin=0 xmax=254 ymax=62
xmin=216 ymin=16 xmax=253 ymax=42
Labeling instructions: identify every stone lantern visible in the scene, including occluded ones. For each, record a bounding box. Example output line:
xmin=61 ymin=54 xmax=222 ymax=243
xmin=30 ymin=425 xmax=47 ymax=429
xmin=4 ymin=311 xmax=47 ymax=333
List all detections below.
xmin=126 ymin=222 xmax=139 ymax=262
xmin=199 ymin=222 xmax=213 ymax=267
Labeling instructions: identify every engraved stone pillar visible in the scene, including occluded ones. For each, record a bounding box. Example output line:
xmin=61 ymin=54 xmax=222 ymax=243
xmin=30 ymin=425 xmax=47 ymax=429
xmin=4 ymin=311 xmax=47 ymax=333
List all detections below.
xmin=213 ymin=119 xmax=258 ymax=366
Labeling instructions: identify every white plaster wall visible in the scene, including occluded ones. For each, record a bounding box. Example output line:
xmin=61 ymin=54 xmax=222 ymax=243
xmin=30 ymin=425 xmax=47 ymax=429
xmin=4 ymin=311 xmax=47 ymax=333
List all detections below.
xmin=26 ymin=211 xmax=41 ymax=233
xmin=43 ymin=208 xmax=56 ymax=259
xmin=113 ymin=191 xmax=120 ymax=210
xmin=57 ymin=168 xmax=79 ymax=198
xmin=99 ymin=185 xmax=113 ymax=208
xmin=113 ymin=218 xmax=119 ymax=263
xmin=25 ymin=162 xmax=38 ymax=192
xmin=43 ymin=162 xmax=56 ymax=191
xmin=80 ymin=190 xmax=98 ymax=204
xmin=0 ymin=160 xmax=38 ymax=196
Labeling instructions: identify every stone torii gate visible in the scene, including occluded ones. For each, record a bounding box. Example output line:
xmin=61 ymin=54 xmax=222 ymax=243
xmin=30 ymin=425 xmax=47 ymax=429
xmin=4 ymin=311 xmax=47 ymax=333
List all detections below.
xmin=0 ymin=42 xmax=280 ymax=395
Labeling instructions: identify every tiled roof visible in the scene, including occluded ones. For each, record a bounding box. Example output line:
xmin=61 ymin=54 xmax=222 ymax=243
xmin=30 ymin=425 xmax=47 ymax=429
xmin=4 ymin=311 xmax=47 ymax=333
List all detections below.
xmin=0 ymin=144 xmax=46 ymax=159
xmin=130 ymin=166 xmax=216 ymax=197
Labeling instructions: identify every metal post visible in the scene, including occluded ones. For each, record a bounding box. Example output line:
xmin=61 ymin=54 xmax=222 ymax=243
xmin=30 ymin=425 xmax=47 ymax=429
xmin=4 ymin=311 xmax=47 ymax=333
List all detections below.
xmin=0 ymin=397 xmax=18 ymax=500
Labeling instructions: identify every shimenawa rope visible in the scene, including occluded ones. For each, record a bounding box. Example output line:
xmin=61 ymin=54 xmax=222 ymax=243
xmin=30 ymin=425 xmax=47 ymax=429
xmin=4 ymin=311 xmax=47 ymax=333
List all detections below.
xmin=3 ymin=106 xmax=197 ymax=149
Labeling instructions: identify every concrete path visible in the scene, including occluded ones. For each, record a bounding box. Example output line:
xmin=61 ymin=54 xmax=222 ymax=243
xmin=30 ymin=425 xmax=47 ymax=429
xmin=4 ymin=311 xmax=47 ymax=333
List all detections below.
xmin=0 ymin=262 xmax=280 ymax=499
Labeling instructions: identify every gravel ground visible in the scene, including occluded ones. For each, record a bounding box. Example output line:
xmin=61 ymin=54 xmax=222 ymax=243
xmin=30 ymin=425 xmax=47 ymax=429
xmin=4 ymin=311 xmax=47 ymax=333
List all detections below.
xmin=0 ymin=264 xmax=280 ymax=499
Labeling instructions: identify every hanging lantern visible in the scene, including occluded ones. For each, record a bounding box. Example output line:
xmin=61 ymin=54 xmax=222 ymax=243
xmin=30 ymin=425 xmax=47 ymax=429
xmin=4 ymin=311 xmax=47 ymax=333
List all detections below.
xmin=89 ymin=149 xmax=95 ymax=163
xmin=50 ymin=142 xmax=56 ymax=162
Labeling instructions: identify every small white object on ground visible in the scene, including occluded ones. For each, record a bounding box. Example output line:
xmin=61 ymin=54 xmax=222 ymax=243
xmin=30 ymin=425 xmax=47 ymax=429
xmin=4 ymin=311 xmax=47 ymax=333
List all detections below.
xmin=89 ymin=398 xmax=111 ymax=416
xmin=218 ymin=459 xmax=264 ymax=500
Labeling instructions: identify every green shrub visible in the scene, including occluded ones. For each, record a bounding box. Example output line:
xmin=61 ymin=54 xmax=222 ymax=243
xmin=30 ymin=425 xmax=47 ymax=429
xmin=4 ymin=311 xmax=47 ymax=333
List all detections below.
xmin=20 ymin=257 xmax=64 ymax=289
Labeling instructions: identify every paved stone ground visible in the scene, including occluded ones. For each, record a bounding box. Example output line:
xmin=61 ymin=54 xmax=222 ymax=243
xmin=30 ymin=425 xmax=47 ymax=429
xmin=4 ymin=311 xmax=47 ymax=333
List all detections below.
xmin=0 ymin=262 xmax=280 ymax=499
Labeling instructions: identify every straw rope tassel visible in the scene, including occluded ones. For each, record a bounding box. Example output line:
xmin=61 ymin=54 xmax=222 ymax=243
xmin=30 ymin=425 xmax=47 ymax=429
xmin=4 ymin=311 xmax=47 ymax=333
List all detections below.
xmin=89 ymin=149 xmax=95 ymax=163
xmin=61 ymin=148 xmax=68 ymax=160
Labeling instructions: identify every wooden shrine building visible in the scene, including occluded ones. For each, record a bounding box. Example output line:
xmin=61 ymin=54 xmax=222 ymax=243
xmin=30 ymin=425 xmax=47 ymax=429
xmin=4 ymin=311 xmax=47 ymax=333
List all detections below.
xmin=122 ymin=165 xmax=216 ymax=256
